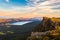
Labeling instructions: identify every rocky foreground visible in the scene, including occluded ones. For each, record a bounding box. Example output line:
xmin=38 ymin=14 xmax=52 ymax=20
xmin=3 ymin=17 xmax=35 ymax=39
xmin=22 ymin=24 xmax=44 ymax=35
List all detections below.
xmin=27 ymin=17 xmax=60 ymax=40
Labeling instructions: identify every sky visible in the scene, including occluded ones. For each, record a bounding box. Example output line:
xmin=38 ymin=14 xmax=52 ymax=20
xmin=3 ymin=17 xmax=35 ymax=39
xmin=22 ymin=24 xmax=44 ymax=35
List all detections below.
xmin=0 ymin=0 xmax=60 ymax=18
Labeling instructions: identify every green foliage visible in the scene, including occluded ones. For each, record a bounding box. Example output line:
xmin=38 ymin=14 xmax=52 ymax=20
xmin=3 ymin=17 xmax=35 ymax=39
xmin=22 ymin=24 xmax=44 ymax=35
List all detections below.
xmin=7 ymin=31 xmax=14 ymax=34
xmin=0 ymin=32 xmax=5 ymax=35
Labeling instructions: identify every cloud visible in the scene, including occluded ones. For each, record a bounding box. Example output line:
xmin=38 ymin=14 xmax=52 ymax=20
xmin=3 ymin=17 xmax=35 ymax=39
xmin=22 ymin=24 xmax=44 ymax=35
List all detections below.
xmin=0 ymin=0 xmax=60 ymax=18
xmin=2 ymin=0 xmax=60 ymax=12
xmin=5 ymin=0 xmax=9 ymax=3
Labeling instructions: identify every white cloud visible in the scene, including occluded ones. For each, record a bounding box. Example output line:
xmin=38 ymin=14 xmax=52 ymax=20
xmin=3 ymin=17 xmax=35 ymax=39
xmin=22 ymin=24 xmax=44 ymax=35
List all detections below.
xmin=0 ymin=0 xmax=60 ymax=18
xmin=2 ymin=0 xmax=60 ymax=13
xmin=5 ymin=0 xmax=9 ymax=3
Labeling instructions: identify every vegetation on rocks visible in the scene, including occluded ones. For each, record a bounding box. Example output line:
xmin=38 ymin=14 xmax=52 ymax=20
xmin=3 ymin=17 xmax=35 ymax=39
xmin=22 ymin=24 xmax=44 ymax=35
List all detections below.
xmin=27 ymin=17 xmax=60 ymax=40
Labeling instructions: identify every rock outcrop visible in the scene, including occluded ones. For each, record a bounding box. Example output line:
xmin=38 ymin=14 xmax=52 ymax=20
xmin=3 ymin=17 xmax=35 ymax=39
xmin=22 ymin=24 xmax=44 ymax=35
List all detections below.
xmin=27 ymin=17 xmax=60 ymax=40
xmin=33 ymin=17 xmax=59 ymax=32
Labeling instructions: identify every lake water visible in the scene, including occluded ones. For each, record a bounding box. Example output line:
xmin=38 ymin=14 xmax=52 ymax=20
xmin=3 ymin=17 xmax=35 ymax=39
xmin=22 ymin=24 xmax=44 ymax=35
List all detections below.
xmin=11 ymin=21 xmax=32 ymax=25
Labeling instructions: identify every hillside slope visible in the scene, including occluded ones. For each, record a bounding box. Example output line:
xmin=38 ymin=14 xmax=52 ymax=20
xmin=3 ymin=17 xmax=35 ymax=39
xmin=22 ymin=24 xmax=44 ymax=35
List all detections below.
xmin=27 ymin=17 xmax=60 ymax=40
xmin=33 ymin=17 xmax=60 ymax=32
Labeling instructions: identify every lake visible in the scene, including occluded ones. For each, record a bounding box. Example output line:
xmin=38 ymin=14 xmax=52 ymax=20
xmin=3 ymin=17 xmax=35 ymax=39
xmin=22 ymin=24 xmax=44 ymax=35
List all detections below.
xmin=10 ymin=21 xmax=32 ymax=25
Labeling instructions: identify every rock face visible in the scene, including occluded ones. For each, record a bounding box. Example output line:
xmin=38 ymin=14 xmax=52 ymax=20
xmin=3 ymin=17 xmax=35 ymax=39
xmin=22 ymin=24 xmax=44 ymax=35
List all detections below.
xmin=27 ymin=17 xmax=60 ymax=40
xmin=33 ymin=17 xmax=60 ymax=32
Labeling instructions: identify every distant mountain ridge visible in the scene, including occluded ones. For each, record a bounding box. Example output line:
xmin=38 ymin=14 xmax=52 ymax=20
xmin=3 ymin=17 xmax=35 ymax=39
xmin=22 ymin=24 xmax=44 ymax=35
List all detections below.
xmin=0 ymin=17 xmax=43 ymax=26
xmin=0 ymin=17 xmax=42 ymax=22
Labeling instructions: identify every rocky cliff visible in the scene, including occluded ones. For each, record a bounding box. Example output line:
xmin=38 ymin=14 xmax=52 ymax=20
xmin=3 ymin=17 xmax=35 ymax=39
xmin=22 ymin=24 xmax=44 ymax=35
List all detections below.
xmin=27 ymin=17 xmax=60 ymax=40
xmin=33 ymin=17 xmax=60 ymax=32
